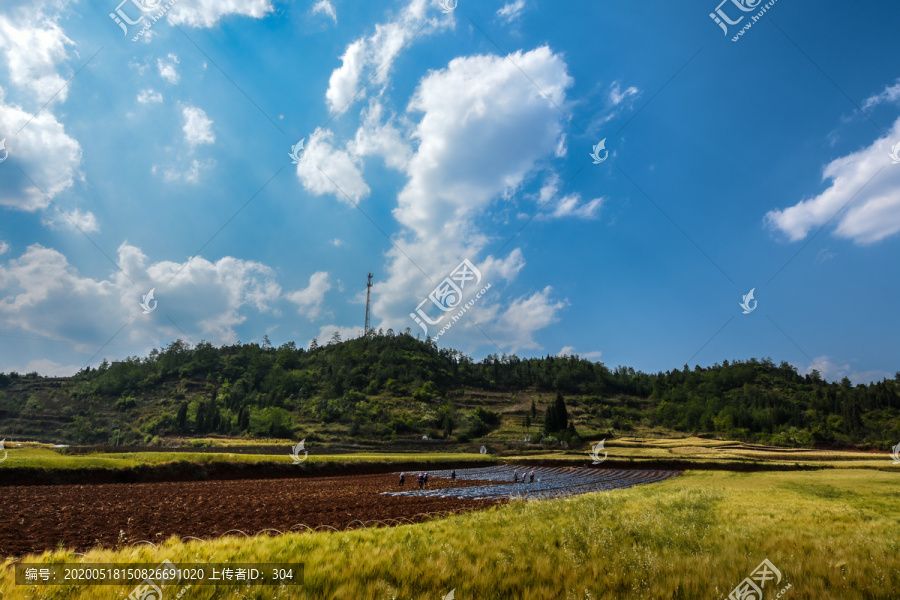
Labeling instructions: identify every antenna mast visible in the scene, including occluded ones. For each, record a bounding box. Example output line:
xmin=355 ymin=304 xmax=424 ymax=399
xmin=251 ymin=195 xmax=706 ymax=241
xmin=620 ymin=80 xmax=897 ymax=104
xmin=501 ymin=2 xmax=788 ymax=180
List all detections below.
xmin=364 ymin=272 xmax=374 ymax=333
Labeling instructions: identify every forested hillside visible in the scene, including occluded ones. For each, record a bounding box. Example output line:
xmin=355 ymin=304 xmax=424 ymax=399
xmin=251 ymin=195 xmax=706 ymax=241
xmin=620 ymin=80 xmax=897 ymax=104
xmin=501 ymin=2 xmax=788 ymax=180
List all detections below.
xmin=1 ymin=330 xmax=898 ymax=448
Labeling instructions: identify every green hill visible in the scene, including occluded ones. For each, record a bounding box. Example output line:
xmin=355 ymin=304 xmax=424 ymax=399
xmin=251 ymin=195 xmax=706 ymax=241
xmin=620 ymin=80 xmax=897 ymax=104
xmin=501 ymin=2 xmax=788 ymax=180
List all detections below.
xmin=1 ymin=330 xmax=898 ymax=449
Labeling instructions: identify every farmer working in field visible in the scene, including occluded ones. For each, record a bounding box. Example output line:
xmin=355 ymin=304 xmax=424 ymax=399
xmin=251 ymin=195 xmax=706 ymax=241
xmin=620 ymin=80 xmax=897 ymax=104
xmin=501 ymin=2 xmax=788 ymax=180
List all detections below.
xmin=399 ymin=472 xmax=405 ymax=487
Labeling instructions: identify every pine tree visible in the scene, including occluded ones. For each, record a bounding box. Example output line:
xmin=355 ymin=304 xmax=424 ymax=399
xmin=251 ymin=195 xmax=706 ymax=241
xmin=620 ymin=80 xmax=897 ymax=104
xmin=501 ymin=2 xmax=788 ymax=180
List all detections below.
xmin=176 ymin=402 xmax=188 ymax=432
xmin=554 ymin=392 xmax=568 ymax=431
xmin=544 ymin=404 xmax=558 ymax=434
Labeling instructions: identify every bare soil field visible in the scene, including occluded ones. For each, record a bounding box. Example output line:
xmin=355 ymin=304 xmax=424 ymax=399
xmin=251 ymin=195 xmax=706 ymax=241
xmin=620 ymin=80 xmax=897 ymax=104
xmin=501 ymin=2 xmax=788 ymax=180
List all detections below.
xmin=2 ymin=473 xmax=501 ymax=557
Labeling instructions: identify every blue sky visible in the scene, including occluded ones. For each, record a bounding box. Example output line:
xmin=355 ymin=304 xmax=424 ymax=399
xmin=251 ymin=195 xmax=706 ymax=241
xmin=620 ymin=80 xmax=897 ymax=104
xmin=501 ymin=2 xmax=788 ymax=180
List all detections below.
xmin=0 ymin=0 xmax=898 ymax=383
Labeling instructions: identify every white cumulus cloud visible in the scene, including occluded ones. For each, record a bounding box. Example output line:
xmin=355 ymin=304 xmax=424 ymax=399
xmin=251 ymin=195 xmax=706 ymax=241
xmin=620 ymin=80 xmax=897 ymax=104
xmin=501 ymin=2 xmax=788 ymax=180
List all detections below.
xmin=182 ymin=105 xmax=215 ymax=148
xmin=286 ymin=271 xmax=332 ymax=319
xmin=295 ymin=128 xmax=369 ymax=205
xmin=350 ymin=101 xmax=412 ymax=171
xmin=325 ymin=0 xmax=450 ymax=113
xmin=137 ymin=89 xmax=163 ymax=104
xmin=41 ymin=208 xmax=100 ymax=233
xmin=765 ymin=116 xmax=900 ymax=244
xmin=0 ymin=242 xmax=282 ymax=362
xmin=158 ymin=54 xmax=180 ymax=84
xmin=369 ymin=46 xmax=574 ymax=353
xmin=167 ymin=0 xmax=274 ymax=28
xmin=0 ymin=7 xmax=74 ymax=103
xmin=0 ymin=91 xmax=82 ymax=212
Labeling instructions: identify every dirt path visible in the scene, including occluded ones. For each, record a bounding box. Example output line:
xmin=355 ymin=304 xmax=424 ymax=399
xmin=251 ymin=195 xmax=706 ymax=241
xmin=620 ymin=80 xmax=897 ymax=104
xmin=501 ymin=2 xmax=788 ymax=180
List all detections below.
xmin=3 ymin=474 xmax=503 ymax=557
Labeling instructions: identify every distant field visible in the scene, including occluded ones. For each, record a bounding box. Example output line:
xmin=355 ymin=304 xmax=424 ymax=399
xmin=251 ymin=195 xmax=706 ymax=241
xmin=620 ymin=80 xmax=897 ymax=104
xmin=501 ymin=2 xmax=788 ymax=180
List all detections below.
xmin=1 ymin=437 xmax=893 ymax=471
xmin=0 ymin=444 xmax=495 ymax=471
xmin=516 ymin=436 xmax=895 ymax=469
xmin=2 ymin=468 xmax=897 ymax=599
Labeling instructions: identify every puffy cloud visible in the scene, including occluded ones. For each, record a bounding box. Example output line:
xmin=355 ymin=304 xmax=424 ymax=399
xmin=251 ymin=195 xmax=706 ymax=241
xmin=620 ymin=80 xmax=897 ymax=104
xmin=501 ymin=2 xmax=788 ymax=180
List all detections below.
xmin=295 ymin=128 xmax=369 ymax=204
xmin=325 ymin=0 xmax=450 ymax=113
xmin=137 ymin=89 xmax=163 ymax=104
xmin=349 ymin=101 xmax=412 ymax=171
xmin=395 ymin=47 xmax=572 ymax=236
xmin=468 ymin=286 xmax=568 ymax=353
xmin=0 ymin=90 xmax=82 ymax=212
xmin=167 ymin=0 xmax=274 ymax=28
xmin=0 ymin=6 xmax=74 ymax=103
xmin=311 ymin=0 xmax=337 ymax=23
xmin=0 ymin=243 xmax=282 ymax=362
xmin=286 ymin=271 xmax=332 ymax=319
xmin=0 ymin=4 xmax=82 ymax=215
xmin=0 ymin=241 xmax=8 ymax=255
xmin=369 ymin=46 xmax=574 ymax=352
xmin=0 ymin=244 xmax=116 ymax=345
xmin=182 ymin=105 xmax=215 ymax=147
xmin=496 ymin=0 xmax=526 ymax=23
xmin=41 ymin=208 xmax=100 ymax=233
xmin=765 ymin=117 xmax=900 ymax=244
xmin=157 ymin=54 xmax=180 ymax=84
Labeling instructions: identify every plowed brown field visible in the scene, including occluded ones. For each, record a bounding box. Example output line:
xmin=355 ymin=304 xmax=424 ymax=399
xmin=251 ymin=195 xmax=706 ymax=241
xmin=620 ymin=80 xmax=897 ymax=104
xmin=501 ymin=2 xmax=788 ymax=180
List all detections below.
xmin=2 ymin=474 xmax=504 ymax=557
